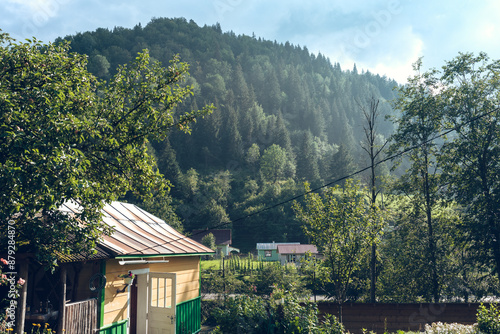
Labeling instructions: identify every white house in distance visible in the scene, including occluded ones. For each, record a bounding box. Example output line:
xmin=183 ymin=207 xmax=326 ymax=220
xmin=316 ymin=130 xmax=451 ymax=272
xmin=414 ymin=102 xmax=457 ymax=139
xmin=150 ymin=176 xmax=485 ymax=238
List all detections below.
xmin=256 ymin=242 xmax=319 ymax=265
xmin=276 ymin=244 xmax=319 ymax=265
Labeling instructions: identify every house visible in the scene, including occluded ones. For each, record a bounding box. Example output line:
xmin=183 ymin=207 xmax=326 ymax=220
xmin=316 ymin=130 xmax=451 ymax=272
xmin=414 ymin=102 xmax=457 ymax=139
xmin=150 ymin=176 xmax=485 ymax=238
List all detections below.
xmin=15 ymin=201 xmax=214 ymax=334
xmin=190 ymin=229 xmax=240 ymax=257
xmin=256 ymin=242 xmax=300 ymax=261
xmin=276 ymin=244 xmax=319 ymax=265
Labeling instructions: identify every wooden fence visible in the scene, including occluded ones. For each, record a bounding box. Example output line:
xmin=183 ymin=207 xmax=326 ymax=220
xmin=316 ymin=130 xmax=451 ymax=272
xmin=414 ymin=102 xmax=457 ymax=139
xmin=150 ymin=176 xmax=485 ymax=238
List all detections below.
xmin=63 ymin=298 xmax=98 ymax=333
xmin=318 ymin=302 xmax=482 ymax=334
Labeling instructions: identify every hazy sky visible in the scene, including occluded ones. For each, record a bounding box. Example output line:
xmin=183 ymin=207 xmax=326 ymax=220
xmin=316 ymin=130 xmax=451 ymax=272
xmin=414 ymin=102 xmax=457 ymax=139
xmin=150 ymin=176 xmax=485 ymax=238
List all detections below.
xmin=1 ymin=0 xmax=499 ymax=83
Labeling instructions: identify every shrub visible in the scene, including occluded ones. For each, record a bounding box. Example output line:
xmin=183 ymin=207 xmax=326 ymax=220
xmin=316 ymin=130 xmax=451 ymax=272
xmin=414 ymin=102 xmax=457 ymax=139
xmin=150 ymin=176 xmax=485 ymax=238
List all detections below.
xmin=211 ymin=287 xmax=343 ymax=334
xmin=424 ymin=322 xmax=477 ymax=334
xmin=477 ymin=303 xmax=500 ymax=334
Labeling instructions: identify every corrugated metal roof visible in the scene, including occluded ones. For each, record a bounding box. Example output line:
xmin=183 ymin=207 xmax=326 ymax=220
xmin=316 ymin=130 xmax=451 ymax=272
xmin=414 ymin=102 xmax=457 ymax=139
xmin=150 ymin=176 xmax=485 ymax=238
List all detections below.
xmin=56 ymin=244 xmax=113 ymax=263
xmin=277 ymin=244 xmax=318 ymax=254
xmin=60 ymin=201 xmax=214 ymax=259
xmin=256 ymin=242 xmax=300 ymax=250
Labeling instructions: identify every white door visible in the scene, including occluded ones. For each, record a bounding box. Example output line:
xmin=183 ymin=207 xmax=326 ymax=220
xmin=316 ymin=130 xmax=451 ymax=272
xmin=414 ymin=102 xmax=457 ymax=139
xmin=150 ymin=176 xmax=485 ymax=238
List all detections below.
xmin=148 ymin=272 xmax=176 ymax=334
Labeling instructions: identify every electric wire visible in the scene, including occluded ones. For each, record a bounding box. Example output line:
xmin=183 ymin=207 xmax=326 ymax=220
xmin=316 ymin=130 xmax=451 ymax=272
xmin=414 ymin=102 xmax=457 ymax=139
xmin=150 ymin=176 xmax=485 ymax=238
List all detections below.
xmin=121 ymin=106 xmax=500 ymax=255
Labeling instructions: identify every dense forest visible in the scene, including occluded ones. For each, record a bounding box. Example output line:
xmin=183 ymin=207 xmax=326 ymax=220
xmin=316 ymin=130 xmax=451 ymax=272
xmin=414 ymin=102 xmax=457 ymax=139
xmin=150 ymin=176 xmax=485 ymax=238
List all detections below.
xmin=55 ymin=18 xmax=500 ymax=302
xmin=58 ymin=17 xmax=398 ymax=251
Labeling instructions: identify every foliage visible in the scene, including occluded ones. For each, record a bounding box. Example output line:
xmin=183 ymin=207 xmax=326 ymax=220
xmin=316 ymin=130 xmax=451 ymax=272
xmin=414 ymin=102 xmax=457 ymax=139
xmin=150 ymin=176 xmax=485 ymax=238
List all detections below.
xmin=388 ymin=58 xmax=446 ymax=302
xmin=477 ymin=303 xmax=500 ymax=334
xmin=251 ymin=263 xmax=309 ymax=297
xmin=424 ymin=322 xmax=477 ymax=334
xmin=439 ymin=53 xmax=500 ymax=280
xmin=28 ymin=323 xmax=54 ymax=334
xmin=0 ymin=259 xmax=25 ymax=332
xmin=60 ymin=18 xmax=398 ymax=253
xmin=212 ymin=287 xmax=344 ymax=334
xmin=54 ymin=18 xmax=500 ymax=301
xmin=293 ymin=179 xmax=384 ymax=303
xmin=0 ymin=32 xmax=212 ymax=266
xmin=260 ymin=144 xmax=288 ymax=183
xmin=201 ymin=232 xmax=217 ymax=251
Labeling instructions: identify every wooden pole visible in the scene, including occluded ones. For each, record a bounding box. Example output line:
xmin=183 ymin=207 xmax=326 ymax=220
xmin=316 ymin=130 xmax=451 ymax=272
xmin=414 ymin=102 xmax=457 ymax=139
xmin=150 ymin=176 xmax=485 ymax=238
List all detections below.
xmin=15 ymin=260 xmax=28 ymax=334
xmin=57 ymin=266 xmax=67 ymax=332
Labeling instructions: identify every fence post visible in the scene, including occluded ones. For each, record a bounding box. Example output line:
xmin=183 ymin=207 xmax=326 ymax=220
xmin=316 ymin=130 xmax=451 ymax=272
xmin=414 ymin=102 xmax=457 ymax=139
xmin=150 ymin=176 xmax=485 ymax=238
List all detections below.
xmin=15 ymin=260 xmax=29 ymax=334
xmin=57 ymin=266 xmax=67 ymax=332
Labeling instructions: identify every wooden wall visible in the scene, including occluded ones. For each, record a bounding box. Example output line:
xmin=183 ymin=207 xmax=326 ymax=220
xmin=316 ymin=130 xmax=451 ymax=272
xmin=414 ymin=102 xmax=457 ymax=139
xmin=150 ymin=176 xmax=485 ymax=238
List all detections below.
xmin=102 ymin=256 xmax=200 ymax=327
xmin=318 ymin=302 xmax=481 ymax=334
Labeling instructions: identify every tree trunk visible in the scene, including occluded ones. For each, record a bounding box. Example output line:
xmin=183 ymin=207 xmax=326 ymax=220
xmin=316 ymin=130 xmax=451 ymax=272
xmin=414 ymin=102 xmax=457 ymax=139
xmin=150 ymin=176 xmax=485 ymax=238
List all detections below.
xmin=57 ymin=267 xmax=67 ymax=332
xmin=423 ymin=151 xmax=439 ymax=302
xmin=15 ymin=260 xmax=28 ymax=334
xmin=370 ymin=243 xmax=376 ymax=303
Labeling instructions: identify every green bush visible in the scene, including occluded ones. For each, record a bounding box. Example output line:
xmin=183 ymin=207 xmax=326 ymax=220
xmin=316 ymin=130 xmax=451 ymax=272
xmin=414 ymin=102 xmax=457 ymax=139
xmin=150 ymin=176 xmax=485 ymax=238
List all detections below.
xmin=477 ymin=303 xmax=500 ymax=334
xmin=211 ymin=287 xmax=344 ymax=334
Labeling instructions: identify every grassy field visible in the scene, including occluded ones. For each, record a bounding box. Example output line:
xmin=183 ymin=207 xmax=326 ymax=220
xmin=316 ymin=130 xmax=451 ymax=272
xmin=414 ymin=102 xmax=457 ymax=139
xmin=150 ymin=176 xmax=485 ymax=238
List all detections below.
xmin=200 ymin=257 xmax=282 ymax=272
xmin=201 ymin=259 xmax=222 ymax=270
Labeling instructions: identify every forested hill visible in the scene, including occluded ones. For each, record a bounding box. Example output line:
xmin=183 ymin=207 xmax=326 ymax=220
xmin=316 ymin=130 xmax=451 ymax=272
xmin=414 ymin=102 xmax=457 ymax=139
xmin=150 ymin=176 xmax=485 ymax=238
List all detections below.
xmin=58 ymin=17 xmax=399 ymax=251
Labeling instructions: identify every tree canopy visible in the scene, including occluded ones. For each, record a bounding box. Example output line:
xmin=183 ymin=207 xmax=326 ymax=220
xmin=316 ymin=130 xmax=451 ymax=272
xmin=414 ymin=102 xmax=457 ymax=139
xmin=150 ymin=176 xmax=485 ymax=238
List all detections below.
xmin=0 ymin=32 xmax=212 ymax=265
xmin=293 ymin=179 xmax=384 ymax=305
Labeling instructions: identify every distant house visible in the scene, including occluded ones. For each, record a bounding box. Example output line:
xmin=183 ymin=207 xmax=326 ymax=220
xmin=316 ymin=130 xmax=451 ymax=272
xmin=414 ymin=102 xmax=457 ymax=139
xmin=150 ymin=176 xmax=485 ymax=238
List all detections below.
xmin=190 ymin=229 xmax=240 ymax=257
xmin=256 ymin=242 xmax=300 ymax=261
xmin=277 ymin=244 xmax=319 ymax=265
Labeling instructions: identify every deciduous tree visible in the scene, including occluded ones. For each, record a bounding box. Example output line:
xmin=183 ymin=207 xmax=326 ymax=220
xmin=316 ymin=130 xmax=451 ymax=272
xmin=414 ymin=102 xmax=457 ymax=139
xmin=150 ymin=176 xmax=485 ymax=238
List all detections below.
xmin=439 ymin=52 xmax=500 ymax=280
xmin=387 ymin=59 xmax=445 ymax=302
xmin=293 ymin=179 xmax=384 ymax=319
xmin=0 ymin=33 xmax=213 ymax=265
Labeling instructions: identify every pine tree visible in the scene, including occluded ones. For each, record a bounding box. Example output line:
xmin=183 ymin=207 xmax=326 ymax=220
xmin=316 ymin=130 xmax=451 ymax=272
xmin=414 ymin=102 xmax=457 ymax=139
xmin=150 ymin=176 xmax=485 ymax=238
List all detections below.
xmin=330 ymin=143 xmax=357 ymax=184
xmin=296 ymin=131 xmax=320 ymax=183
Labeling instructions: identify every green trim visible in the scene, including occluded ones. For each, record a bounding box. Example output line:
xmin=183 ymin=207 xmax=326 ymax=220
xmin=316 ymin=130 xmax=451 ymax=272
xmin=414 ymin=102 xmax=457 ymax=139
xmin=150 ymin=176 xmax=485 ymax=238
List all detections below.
xmin=115 ymin=252 xmax=213 ymax=259
xmin=176 ymin=296 xmax=201 ymax=307
xmin=176 ymin=296 xmax=201 ymax=334
xmin=99 ymin=319 xmax=128 ymax=334
xmin=99 ymin=260 xmax=106 ymax=328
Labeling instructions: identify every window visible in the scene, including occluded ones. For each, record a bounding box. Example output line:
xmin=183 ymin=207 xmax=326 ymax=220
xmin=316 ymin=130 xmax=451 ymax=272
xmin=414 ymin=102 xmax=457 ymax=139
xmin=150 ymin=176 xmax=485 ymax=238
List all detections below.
xmin=265 ymin=250 xmax=272 ymax=257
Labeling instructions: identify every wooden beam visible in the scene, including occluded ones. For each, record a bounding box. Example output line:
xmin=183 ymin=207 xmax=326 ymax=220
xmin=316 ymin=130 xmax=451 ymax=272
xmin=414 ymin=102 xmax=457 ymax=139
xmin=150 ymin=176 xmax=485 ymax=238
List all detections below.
xmin=15 ymin=260 xmax=28 ymax=334
xmin=57 ymin=266 xmax=67 ymax=332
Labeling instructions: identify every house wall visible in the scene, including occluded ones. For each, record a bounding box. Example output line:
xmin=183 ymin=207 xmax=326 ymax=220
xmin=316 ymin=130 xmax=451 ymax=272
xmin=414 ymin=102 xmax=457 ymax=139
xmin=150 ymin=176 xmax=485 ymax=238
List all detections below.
xmin=258 ymin=249 xmax=279 ymax=261
xmin=102 ymin=256 xmax=200 ymax=327
xmin=69 ymin=261 xmax=102 ymax=302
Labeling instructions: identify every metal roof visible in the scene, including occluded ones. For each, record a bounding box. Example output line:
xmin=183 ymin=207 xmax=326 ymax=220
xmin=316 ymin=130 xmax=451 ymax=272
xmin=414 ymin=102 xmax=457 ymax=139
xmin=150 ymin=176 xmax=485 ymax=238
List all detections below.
xmin=60 ymin=201 xmax=214 ymax=259
xmin=56 ymin=244 xmax=113 ymax=263
xmin=277 ymin=244 xmax=318 ymax=254
xmin=256 ymin=242 xmax=300 ymax=250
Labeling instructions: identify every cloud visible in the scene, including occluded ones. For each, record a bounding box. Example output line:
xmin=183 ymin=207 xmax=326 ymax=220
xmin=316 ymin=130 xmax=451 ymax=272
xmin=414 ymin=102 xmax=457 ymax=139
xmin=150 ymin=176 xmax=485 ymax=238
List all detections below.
xmin=2 ymin=0 xmax=500 ymax=84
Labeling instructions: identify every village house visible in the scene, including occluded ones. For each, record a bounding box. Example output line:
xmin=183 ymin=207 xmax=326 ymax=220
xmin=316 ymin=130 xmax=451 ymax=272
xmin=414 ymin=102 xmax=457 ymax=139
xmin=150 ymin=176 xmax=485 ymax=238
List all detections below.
xmin=276 ymin=244 xmax=319 ymax=265
xmin=256 ymin=242 xmax=300 ymax=261
xmin=15 ymin=201 xmax=214 ymax=334
xmin=256 ymin=242 xmax=319 ymax=265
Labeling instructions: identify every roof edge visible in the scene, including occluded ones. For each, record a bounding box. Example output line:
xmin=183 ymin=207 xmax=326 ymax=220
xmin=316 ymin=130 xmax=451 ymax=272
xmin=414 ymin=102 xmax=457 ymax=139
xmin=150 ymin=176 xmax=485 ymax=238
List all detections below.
xmin=115 ymin=252 xmax=214 ymax=259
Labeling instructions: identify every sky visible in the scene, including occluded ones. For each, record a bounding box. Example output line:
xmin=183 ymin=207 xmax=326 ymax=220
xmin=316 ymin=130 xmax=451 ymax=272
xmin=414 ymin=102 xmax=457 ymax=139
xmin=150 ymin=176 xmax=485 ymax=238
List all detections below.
xmin=1 ymin=0 xmax=499 ymax=83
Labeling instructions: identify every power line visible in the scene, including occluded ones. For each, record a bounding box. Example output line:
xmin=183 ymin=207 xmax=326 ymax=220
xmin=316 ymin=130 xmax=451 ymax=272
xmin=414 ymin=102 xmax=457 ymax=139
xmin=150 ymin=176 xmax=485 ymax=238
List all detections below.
xmin=122 ymin=106 xmax=499 ymax=255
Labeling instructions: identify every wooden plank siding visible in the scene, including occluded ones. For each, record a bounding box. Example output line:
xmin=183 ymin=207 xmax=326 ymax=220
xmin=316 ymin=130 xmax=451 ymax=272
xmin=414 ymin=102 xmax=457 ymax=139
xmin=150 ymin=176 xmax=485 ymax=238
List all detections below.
xmin=63 ymin=298 xmax=98 ymax=333
xmin=318 ymin=303 xmax=481 ymax=334
xmin=102 ymin=257 xmax=201 ymax=327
